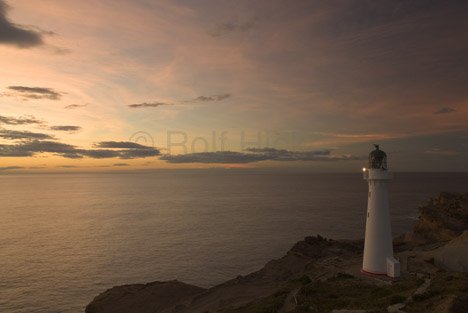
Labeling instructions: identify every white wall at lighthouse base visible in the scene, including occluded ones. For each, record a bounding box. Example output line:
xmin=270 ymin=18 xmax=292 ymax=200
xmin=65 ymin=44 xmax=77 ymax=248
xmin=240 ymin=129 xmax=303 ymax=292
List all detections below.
xmin=386 ymin=257 xmax=401 ymax=278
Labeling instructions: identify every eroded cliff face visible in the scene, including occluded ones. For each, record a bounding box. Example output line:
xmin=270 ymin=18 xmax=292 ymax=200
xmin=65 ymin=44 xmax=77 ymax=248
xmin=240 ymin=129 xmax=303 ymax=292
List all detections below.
xmin=412 ymin=192 xmax=468 ymax=244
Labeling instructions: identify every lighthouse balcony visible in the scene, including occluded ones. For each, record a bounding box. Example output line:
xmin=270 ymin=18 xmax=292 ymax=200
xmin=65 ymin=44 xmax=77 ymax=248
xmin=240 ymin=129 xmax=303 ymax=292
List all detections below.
xmin=363 ymin=168 xmax=392 ymax=180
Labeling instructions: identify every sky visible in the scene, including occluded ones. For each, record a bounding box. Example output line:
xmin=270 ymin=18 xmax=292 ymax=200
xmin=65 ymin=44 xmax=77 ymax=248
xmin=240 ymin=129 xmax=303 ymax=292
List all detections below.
xmin=1 ymin=0 xmax=467 ymax=172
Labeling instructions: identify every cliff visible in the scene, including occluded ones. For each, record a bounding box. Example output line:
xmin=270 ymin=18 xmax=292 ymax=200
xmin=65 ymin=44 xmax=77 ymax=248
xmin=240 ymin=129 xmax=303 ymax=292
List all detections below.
xmin=412 ymin=192 xmax=468 ymax=244
xmin=85 ymin=281 xmax=205 ymax=313
xmin=86 ymin=192 xmax=468 ymax=313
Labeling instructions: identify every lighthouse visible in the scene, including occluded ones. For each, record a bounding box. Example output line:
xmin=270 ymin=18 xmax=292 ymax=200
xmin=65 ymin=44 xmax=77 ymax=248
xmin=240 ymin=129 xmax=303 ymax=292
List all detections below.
xmin=362 ymin=145 xmax=400 ymax=278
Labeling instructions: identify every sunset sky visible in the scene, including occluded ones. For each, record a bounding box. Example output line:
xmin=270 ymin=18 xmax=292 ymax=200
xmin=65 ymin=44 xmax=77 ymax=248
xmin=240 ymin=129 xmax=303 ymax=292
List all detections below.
xmin=1 ymin=0 xmax=467 ymax=172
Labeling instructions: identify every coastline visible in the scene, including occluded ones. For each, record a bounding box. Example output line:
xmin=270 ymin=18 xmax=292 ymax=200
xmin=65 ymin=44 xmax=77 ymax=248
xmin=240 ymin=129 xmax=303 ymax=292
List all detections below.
xmin=85 ymin=192 xmax=468 ymax=313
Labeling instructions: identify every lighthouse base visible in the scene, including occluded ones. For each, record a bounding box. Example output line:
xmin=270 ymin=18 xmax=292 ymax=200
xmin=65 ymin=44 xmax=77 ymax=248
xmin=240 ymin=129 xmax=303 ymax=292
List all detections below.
xmin=361 ymin=257 xmax=401 ymax=278
xmin=360 ymin=269 xmax=387 ymax=276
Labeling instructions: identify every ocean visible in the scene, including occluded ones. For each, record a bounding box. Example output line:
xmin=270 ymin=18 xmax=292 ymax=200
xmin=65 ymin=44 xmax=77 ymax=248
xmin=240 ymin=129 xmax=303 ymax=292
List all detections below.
xmin=0 ymin=170 xmax=466 ymax=312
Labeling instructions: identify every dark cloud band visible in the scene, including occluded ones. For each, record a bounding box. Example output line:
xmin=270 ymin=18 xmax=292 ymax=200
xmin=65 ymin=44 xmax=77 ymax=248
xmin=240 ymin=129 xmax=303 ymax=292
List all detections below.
xmin=64 ymin=104 xmax=88 ymax=109
xmin=50 ymin=125 xmax=82 ymax=132
xmin=188 ymin=94 xmax=231 ymax=102
xmin=0 ymin=166 xmax=23 ymax=171
xmin=0 ymin=129 xmax=54 ymax=140
xmin=0 ymin=140 xmax=160 ymax=159
xmin=0 ymin=114 xmax=43 ymax=125
xmin=5 ymin=86 xmax=63 ymax=100
xmin=433 ymin=107 xmax=456 ymax=115
xmin=0 ymin=0 xmax=43 ymax=48
xmin=129 ymin=94 xmax=230 ymax=109
xmin=95 ymin=141 xmax=153 ymax=149
xmin=128 ymin=102 xmax=173 ymax=108
xmin=160 ymin=148 xmax=362 ymax=164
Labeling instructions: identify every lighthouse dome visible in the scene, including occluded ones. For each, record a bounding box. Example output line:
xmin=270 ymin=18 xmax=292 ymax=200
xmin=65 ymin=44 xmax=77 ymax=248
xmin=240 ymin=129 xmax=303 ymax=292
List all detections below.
xmin=368 ymin=144 xmax=387 ymax=170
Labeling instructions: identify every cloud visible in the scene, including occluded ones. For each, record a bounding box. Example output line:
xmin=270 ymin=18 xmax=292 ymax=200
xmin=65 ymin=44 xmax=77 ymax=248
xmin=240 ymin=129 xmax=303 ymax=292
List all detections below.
xmin=94 ymin=141 xmax=161 ymax=159
xmin=243 ymin=148 xmax=335 ymax=161
xmin=187 ymin=94 xmax=231 ymax=103
xmin=0 ymin=0 xmax=43 ymax=48
xmin=160 ymin=151 xmax=269 ymax=164
xmin=433 ymin=107 xmax=456 ymax=114
xmin=77 ymin=149 xmax=120 ymax=159
xmin=424 ymin=148 xmax=458 ymax=155
xmin=64 ymin=103 xmax=88 ymax=109
xmin=0 ymin=139 xmax=160 ymax=159
xmin=50 ymin=125 xmax=82 ymax=132
xmin=95 ymin=141 xmax=152 ymax=149
xmin=0 ymin=166 xmax=23 ymax=171
xmin=0 ymin=129 xmax=54 ymax=140
xmin=0 ymin=144 xmax=31 ymax=156
xmin=129 ymin=94 xmax=230 ymax=108
xmin=13 ymin=141 xmax=77 ymax=156
xmin=160 ymin=148 xmax=362 ymax=164
xmin=128 ymin=102 xmax=173 ymax=108
xmin=210 ymin=19 xmax=256 ymax=37
xmin=118 ymin=148 xmax=160 ymax=159
xmin=0 ymin=114 xmax=43 ymax=125
xmin=4 ymin=86 xmax=63 ymax=100
xmin=52 ymin=46 xmax=72 ymax=55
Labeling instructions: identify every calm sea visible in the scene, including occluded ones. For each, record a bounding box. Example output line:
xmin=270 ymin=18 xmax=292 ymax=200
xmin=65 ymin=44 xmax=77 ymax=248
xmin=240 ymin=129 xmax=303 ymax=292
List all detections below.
xmin=0 ymin=170 xmax=466 ymax=312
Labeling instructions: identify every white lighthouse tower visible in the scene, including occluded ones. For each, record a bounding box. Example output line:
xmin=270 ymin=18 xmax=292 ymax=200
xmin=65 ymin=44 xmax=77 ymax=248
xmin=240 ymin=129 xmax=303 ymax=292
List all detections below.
xmin=362 ymin=145 xmax=400 ymax=277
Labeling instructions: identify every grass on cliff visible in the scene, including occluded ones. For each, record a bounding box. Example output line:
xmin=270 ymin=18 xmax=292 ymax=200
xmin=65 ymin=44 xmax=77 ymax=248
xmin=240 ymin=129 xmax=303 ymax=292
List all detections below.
xmin=218 ymin=289 xmax=289 ymax=313
xmin=291 ymin=274 xmax=420 ymax=313
xmin=219 ymin=273 xmax=420 ymax=313
xmin=217 ymin=272 xmax=468 ymax=313
xmin=219 ymin=276 xmax=312 ymax=313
